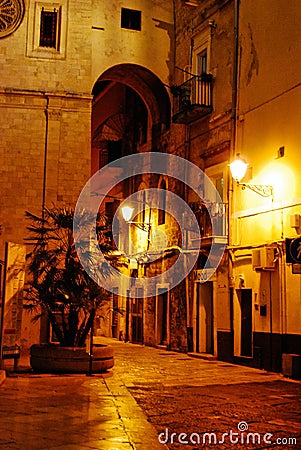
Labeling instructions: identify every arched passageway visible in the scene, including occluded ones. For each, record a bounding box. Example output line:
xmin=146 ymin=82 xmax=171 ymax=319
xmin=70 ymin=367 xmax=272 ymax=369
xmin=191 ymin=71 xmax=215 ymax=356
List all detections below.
xmin=91 ymin=64 xmax=171 ymax=174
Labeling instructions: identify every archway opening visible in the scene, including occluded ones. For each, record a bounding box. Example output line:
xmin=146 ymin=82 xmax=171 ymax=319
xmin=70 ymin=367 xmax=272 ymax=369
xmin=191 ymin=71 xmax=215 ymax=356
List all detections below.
xmin=91 ymin=64 xmax=171 ymax=174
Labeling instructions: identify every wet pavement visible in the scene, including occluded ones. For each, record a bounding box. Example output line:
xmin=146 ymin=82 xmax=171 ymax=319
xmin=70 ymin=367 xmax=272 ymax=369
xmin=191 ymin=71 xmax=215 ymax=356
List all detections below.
xmin=0 ymin=338 xmax=300 ymax=449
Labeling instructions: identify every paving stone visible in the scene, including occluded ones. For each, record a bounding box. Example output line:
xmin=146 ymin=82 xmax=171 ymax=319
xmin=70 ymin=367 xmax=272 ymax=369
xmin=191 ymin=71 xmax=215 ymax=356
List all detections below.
xmin=1 ymin=338 xmax=300 ymax=449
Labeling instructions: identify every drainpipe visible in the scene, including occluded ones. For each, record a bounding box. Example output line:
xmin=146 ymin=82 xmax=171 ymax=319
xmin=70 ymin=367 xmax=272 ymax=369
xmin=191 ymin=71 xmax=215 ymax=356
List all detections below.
xmin=269 ymin=272 xmax=273 ymax=371
xmin=42 ymin=96 xmax=49 ymax=220
xmin=228 ymin=0 xmax=240 ymax=358
xmin=229 ymin=0 xmax=240 ymax=247
xmin=232 ymin=0 xmax=240 ymax=150
xmin=172 ymin=0 xmax=177 ymax=85
xmin=184 ymin=125 xmax=192 ymax=351
xmin=277 ymin=242 xmax=287 ymax=353
xmin=40 ymin=96 xmax=49 ymax=344
xmin=0 ymin=254 xmax=6 ymax=369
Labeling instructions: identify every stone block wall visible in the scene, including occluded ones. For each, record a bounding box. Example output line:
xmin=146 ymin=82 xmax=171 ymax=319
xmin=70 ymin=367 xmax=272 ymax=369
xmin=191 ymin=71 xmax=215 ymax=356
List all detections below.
xmin=0 ymin=91 xmax=91 ymax=257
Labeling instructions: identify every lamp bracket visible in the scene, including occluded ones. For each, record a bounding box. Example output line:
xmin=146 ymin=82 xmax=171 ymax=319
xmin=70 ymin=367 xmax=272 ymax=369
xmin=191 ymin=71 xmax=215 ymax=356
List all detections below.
xmin=129 ymin=222 xmax=151 ymax=232
xmin=239 ymin=182 xmax=274 ymax=199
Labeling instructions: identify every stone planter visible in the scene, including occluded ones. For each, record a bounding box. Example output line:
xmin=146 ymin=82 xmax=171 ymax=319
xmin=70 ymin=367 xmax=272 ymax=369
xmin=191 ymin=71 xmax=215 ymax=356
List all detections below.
xmin=30 ymin=343 xmax=114 ymax=373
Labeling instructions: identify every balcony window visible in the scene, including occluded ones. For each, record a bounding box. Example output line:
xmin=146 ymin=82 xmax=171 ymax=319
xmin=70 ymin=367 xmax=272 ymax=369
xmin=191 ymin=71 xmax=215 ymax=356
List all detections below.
xmin=197 ymin=50 xmax=207 ymax=75
xmin=188 ymin=201 xmax=227 ymax=248
xmin=172 ymin=74 xmax=213 ymax=124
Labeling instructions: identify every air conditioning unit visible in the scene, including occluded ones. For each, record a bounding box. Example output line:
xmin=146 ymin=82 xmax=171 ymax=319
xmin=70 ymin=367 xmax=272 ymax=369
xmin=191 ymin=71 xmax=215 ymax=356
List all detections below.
xmin=252 ymin=247 xmax=276 ymax=271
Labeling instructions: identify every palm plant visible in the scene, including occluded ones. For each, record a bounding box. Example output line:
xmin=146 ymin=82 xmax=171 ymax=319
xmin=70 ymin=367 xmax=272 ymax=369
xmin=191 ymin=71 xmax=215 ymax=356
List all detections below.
xmin=24 ymin=206 xmax=118 ymax=347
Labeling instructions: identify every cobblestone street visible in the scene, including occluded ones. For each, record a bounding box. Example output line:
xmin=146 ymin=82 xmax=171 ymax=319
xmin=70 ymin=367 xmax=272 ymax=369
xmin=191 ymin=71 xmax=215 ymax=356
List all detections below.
xmin=1 ymin=338 xmax=300 ymax=449
xmin=111 ymin=339 xmax=301 ymax=449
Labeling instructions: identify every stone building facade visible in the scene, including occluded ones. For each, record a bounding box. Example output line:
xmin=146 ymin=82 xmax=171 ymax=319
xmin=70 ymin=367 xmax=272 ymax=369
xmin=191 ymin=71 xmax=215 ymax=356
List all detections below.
xmin=0 ymin=0 xmax=173 ymax=351
xmin=1 ymin=0 xmax=300 ymax=375
xmin=230 ymin=0 xmax=301 ymax=372
xmin=170 ymin=0 xmax=234 ymax=359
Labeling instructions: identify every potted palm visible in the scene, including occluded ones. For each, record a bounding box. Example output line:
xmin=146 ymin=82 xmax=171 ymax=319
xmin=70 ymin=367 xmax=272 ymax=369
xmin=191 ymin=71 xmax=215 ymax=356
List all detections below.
xmin=24 ymin=206 xmax=120 ymax=373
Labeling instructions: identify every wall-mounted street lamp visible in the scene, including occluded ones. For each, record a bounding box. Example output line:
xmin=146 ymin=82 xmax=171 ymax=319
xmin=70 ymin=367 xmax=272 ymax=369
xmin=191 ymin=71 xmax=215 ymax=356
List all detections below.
xmin=121 ymin=205 xmax=151 ymax=232
xmin=121 ymin=202 xmax=152 ymax=253
xmin=229 ymin=155 xmax=274 ymax=199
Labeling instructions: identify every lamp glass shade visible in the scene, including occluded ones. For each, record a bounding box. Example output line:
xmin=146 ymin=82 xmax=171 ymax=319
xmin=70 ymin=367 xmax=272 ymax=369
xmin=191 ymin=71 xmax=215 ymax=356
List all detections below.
xmin=230 ymin=158 xmax=248 ymax=182
xmin=121 ymin=206 xmax=134 ymax=222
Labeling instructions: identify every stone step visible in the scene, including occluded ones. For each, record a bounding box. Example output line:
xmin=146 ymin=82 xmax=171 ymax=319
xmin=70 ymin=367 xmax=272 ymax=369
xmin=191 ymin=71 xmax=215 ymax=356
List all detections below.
xmin=187 ymin=352 xmax=217 ymax=361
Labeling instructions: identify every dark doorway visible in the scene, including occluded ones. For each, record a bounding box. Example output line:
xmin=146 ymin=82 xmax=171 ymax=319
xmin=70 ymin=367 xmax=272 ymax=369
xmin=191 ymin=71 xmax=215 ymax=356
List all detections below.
xmin=131 ymin=291 xmax=143 ymax=343
xmin=157 ymin=289 xmax=168 ymax=345
xmin=239 ymin=289 xmax=252 ymax=357
xmin=111 ymin=288 xmax=119 ymax=338
xmin=125 ymin=291 xmax=130 ymax=342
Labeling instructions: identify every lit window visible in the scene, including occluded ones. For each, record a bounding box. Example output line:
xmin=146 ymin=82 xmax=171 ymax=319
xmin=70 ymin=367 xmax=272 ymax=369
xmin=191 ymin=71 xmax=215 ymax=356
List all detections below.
xmin=40 ymin=9 xmax=58 ymax=48
xmin=121 ymin=8 xmax=141 ymax=31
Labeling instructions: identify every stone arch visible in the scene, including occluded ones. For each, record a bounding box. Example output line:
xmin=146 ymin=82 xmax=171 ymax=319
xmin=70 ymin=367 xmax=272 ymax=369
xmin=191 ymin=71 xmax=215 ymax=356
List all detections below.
xmin=92 ymin=63 xmax=171 ymax=133
xmin=91 ymin=64 xmax=171 ymax=173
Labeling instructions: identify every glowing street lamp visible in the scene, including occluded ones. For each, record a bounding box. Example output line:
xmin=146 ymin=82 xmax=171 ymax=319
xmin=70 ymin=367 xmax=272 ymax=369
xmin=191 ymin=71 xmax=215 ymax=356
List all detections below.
xmin=121 ymin=201 xmax=151 ymax=253
xmin=229 ymin=155 xmax=248 ymax=183
xmin=121 ymin=206 xmax=134 ymax=222
xmin=230 ymin=155 xmax=273 ymax=199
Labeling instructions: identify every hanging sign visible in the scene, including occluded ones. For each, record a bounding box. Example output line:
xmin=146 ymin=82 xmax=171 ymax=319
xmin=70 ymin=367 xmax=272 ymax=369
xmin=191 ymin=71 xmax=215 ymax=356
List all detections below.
xmin=193 ymin=268 xmax=217 ymax=282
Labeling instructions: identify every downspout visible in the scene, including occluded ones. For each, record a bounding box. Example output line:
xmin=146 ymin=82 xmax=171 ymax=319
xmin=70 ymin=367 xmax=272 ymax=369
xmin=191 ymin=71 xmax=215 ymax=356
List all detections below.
xmin=0 ymin=250 xmax=7 ymax=369
xmin=185 ymin=10 xmax=193 ymax=346
xmin=172 ymin=0 xmax=177 ymax=85
xmin=228 ymin=0 xmax=240 ymax=357
xmin=184 ymin=126 xmax=192 ymax=351
xmin=229 ymin=0 xmax=240 ymax=246
xmin=40 ymin=95 xmax=49 ymax=344
xmin=42 ymin=96 xmax=49 ymax=220
xmin=269 ymin=272 xmax=273 ymax=371
xmin=277 ymin=242 xmax=287 ymax=353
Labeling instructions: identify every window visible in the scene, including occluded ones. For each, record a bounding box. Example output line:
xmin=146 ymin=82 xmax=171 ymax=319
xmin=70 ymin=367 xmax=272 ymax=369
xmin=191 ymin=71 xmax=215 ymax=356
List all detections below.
xmin=192 ymin=27 xmax=211 ymax=75
xmin=26 ymin=1 xmax=68 ymax=60
xmin=121 ymin=8 xmax=141 ymax=31
xmin=40 ymin=9 xmax=58 ymax=48
xmin=197 ymin=50 xmax=207 ymax=75
xmin=204 ymin=163 xmax=228 ymax=238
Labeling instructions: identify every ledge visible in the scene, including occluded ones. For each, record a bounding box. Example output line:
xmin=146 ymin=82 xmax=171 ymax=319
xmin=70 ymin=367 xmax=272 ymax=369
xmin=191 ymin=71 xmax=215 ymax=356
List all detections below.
xmin=188 ymin=352 xmax=217 ymax=361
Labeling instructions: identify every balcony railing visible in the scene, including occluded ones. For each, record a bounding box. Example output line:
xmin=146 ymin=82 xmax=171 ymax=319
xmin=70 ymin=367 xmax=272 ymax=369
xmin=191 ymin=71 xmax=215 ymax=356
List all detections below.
xmin=188 ymin=201 xmax=228 ymax=247
xmin=172 ymin=74 xmax=213 ymax=124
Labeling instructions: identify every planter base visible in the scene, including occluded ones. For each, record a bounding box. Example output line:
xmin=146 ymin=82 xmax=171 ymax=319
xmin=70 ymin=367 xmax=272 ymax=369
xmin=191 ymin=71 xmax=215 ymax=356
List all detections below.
xmin=30 ymin=344 xmax=114 ymax=373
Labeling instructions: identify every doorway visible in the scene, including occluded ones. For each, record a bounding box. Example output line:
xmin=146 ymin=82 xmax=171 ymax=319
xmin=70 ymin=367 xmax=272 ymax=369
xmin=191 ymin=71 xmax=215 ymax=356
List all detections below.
xmin=238 ymin=289 xmax=252 ymax=357
xmin=131 ymin=288 xmax=144 ymax=343
xmin=195 ymin=282 xmax=214 ymax=354
xmin=156 ymin=288 xmax=168 ymax=346
xmin=111 ymin=288 xmax=119 ymax=339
